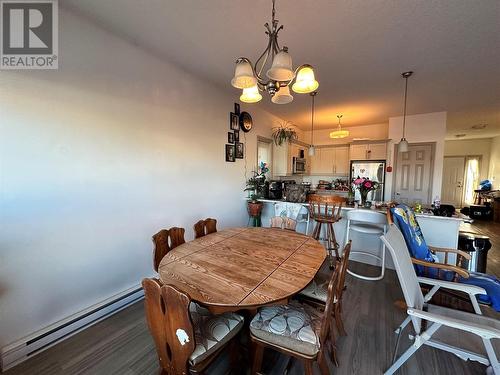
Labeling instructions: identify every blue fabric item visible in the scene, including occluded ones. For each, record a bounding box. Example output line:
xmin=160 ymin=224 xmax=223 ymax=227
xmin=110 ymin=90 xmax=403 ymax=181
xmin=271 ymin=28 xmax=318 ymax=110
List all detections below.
xmin=391 ymin=204 xmax=500 ymax=312
xmin=460 ymin=272 xmax=500 ymax=311
xmin=390 ymin=205 xmax=435 ymax=275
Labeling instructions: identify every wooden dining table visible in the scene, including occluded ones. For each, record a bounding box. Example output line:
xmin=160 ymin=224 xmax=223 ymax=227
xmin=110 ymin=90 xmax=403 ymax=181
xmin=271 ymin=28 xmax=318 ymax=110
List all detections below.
xmin=158 ymin=227 xmax=326 ymax=313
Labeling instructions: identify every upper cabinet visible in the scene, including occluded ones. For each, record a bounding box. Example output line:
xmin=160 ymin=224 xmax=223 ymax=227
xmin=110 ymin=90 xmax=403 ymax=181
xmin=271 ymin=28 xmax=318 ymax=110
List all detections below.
xmin=309 ymin=146 xmax=349 ymax=176
xmin=349 ymin=142 xmax=387 ymax=160
xmin=273 ymin=142 xmax=307 ymax=177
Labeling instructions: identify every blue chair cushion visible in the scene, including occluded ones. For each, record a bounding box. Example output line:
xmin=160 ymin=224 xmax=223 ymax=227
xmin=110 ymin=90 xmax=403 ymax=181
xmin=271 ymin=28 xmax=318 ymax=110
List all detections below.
xmin=460 ymin=272 xmax=500 ymax=312
xmin=391 ymin=205 xmax=436 ymax=275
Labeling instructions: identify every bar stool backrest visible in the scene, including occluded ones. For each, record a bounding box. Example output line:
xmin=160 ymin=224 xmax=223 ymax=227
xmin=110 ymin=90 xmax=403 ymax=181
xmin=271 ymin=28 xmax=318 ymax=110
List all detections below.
xmin=308 ymin=194 xmax=346 ymax=223
xmin=346 ymin=209 xmax=387 ymax=225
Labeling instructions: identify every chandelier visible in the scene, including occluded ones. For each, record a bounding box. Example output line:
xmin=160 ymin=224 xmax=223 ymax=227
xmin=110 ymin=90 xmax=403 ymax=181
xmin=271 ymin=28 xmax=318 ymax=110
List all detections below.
xmin=230 ymin=0 xmax=319 ymax=104
xmin=330 ymin=115 xmax=349 ymax=139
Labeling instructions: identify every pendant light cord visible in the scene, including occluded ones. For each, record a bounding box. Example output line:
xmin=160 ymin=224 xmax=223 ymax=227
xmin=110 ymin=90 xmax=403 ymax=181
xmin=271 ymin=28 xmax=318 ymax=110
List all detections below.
xmin=402 ymin=75 xmax=409 ymax=138
xmin=310 ymin=93 xmax=315 ymax=146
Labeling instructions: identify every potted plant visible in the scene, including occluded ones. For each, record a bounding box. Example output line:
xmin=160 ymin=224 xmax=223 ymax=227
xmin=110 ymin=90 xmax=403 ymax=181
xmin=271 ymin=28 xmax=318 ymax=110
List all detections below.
xmin=352 ymin=176 xmax=380 ymax=207
xmin=271 ymin=121 xmax=298 ymax=146
xmin=245 ymin=162 xmax=269 ymax=224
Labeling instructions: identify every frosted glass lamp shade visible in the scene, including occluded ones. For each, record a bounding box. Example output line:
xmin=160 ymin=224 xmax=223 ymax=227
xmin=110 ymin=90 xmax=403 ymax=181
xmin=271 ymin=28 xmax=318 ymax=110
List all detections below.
xmin=267 ymin=50 xmax=295 ymax=81
xmin=231 ymin=61 xmax=257 ymax=89
xmin=271 ymin=85 xmax=294 ymax=104
xmin=292 ymin=66 xmax=319 ymax=94
xmin=329 ymin=129 xmax=349 ymax=139
xmin=398 ymin=138 xmax=409 ymax=153
xmin=308 ymin=146 xmax=315 ymax=156
xmin=240 ymin=85 xmax=262 ymax=103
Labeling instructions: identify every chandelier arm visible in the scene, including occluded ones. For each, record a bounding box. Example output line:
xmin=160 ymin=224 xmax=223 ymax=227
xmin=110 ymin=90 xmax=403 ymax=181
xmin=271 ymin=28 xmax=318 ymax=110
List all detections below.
xmin=254 ymin=37 xmax=273 ymax=82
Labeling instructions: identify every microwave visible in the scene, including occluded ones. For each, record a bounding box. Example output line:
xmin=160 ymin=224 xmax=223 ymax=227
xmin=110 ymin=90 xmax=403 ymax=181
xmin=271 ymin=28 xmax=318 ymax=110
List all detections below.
xmin=292 ymin=157 xmax=307 ymax=174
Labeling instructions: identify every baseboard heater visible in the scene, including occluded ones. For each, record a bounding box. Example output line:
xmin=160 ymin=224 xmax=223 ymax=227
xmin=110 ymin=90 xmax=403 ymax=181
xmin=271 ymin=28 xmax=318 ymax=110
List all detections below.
xmin=1 ymin=284 xmax=144 ymax=372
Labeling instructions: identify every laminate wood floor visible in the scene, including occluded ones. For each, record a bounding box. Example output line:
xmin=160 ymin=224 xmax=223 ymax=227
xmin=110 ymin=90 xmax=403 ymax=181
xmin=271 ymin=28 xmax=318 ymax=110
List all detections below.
xmin=5 ymin=262 xmax=493 ymax=375
xmin=460 ymin=219 xmax=500 ymax=277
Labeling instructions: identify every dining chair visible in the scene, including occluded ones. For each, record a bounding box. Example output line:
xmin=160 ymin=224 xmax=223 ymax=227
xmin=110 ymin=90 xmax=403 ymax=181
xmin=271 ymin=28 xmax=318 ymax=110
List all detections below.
xmin=142 ymin=278 xmax=244 ymax=375
xmin=297 ymin=242 xmax=352 ymax=366
xmin=249 ymin=261 xmax=341 ymax=375
xmin=308 ymin=194 xmax=346 ymax=268
xmin=152 ymin=227 xmax=186 ymax=272
xmin=270 ymin=216 xmax=297 ymax=231
xmin=193 ymin=218 xmax=217 ymax=239
xmin=380 ymin=225 xmax=500 ymax=375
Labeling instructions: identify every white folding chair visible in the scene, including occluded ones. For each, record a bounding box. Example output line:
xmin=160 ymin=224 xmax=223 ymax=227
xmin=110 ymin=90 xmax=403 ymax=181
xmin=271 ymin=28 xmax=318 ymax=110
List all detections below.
xmin=381 ymin=224 xmax=500 ymax=375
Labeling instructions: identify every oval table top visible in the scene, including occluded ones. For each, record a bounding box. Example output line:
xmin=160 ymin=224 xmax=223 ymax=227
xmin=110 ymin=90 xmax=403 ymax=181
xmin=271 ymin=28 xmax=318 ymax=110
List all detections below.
xmin=158 ymin=227 xmax=326 ymax=313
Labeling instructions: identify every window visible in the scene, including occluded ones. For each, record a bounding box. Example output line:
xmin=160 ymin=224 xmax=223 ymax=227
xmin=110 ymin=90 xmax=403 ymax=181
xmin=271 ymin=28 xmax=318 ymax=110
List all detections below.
xmin=257 ymin=137 xmax=273 ymax=177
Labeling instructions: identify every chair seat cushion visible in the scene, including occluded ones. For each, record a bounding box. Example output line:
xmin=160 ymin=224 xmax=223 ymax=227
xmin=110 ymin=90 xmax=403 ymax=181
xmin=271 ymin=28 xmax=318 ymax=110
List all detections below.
xmin=249 ymin=302 xmax=322 ymax=356
xmin=189 ymin=303 xmax=244 ymax=365
xmin=299 ymin=278 xmax=329 ymax=303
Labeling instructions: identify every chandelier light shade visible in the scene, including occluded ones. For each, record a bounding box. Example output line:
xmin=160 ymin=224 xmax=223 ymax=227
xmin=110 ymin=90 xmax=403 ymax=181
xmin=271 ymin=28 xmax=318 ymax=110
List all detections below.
xmin=267 ymin=49 xmax=294 ymax=81
xmin=398 ymin=71 xmax=413 ymax=153
xmin=240 ymin=85 xmax=262 ymax=103
xmin=230 ymin=0 xmax=318 ymax=104
xmin=329 ymin=114 xmax=349 ymax=139
xmin=231 ymin=60 xmax=257 ymax=89
xmin=292 ymin=65 xmax=319 ymax=94
xmin=271 ymin=85 xmax=293 ymax=104
xmin=308 ymin=146 xmax=315 ymax=156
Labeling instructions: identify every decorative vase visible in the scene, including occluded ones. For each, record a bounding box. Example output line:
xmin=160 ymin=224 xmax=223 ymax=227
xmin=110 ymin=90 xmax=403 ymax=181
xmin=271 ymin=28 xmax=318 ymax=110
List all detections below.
xmin=247 ymin=201 xmax=263 ymax=227
xmin=360 ymin=190 xmax=368 ymax=206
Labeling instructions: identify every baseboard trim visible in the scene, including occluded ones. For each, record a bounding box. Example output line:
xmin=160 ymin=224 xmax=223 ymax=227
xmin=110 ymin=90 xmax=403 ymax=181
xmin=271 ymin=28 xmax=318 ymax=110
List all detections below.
xmin=1 ymin=284 xmax=144 ymax=372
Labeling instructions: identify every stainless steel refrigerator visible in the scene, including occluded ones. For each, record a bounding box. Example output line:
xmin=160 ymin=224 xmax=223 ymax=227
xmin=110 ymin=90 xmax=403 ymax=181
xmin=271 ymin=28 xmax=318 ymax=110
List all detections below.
xmin=350 ymin=160 xmax=386 ymax=202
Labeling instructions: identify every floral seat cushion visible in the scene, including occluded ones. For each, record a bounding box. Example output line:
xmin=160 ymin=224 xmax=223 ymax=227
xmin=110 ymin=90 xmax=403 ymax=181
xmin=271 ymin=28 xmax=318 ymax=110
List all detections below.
xmin=189 ymin=303 xmax=244 ymax=365
xmin=249 ymin=302 xmax=322 ymax=356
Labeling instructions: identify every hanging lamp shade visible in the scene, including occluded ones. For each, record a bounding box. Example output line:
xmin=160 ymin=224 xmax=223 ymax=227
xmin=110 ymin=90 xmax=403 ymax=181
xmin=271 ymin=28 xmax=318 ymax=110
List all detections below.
xmin=267 ymin=49 xmax=295 ymax=82
xmin=240 ymin=85 xmax=262 ymax=103
xmin=271 ymin=85 xmax=294 ymax=104
xmin=231 ymin=60 xmax=257 ymax=89
xmin=398 ymin=138 xmax=409 ymax=153
xmin=292 ymin=66 xmax=319 ymax=94
xmin=329 ymin=115 xmax=349 ymax=139
xmin=308 ymin=145 xmax=315 ymax=156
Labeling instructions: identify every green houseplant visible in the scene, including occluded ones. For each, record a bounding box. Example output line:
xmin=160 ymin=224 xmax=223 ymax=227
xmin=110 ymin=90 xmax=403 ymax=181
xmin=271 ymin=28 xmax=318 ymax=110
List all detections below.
xmin=245 ymin=162 xmax=269 ymax=225
xmin=271 ymin=121 xmax=298 ymax=146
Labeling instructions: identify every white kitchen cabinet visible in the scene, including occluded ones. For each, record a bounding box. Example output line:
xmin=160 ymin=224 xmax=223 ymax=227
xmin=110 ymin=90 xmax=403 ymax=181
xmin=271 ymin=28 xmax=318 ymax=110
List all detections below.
xmin=272 ymin=142 xmax=306 ymax=177
xmin=349 ymin=142 xmax=387 ymax=160
xmin=309 ymin=146 xmax=350 ymax=176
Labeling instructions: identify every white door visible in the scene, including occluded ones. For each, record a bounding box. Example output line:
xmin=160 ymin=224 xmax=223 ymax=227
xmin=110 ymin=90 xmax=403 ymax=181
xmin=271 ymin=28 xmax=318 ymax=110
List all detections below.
xmin=393 ymin=143 xmax=433 ymax=205
xmin=442 ymin=157 xmax=465 ymax=207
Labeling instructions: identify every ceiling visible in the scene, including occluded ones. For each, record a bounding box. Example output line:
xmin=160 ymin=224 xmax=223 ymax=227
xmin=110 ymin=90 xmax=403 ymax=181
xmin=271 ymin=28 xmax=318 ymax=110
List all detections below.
xmin=62 ymin=0 xmax=500 ymax=139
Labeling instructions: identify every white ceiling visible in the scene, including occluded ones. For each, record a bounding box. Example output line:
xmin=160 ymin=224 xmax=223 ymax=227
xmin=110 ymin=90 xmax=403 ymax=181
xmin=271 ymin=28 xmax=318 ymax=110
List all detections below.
xmin=62 ymin=0 xmax=500 ymax=139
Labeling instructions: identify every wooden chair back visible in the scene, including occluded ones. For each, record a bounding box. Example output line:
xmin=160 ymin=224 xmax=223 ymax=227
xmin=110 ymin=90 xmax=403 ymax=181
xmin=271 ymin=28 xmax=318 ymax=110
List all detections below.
xmin=270 ymin=216 xmax=297 ymax=231
xmin=307 ymin=194 xmax=346 ymax=223
xmin=142 ymin=278 xmax=195 ymax=375
xmin=318 ymin=259 xmax=341 ymax=347
xmin=336 ymin=241 xmax=352 ymax=302
xmin=193 ymin=218 xmax=217 ymax=239
xmin=152 ymin=227 xmax=186 ymax=271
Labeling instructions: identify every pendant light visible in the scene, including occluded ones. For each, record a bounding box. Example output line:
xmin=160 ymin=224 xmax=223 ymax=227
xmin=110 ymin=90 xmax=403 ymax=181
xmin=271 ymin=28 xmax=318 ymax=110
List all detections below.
xmin=329 ymin=115 xmax=349 ymax=139
xmin=398 ymin=71 xmax=413 ymax=153
xmin=308 ymin=92 xmax=317 ymax=156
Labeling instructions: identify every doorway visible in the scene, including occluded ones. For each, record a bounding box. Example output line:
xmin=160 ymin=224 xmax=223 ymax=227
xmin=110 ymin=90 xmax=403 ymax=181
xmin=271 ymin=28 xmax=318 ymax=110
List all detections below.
xmin=442 ymin=157 xmax=465 ymax=207
xmin=393 ymin=143 xmax=434 ymax=205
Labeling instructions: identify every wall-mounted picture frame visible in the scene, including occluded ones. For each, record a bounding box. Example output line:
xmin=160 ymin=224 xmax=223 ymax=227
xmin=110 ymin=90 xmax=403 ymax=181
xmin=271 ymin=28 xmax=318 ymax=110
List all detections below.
xmin=228 ymin=132 xmax=235 ymax=144
xmin=225 ymin=144 xmax=235 ymax=162
xmin=235 ymin=142 xmax=244 ymax=159
xmin=230 ymin=112 xmax=239 ymax=130
xmin=234 ymin=130 xmax=240 ymax=142
xmin=234 ymin=102 xmax=240 ymax=115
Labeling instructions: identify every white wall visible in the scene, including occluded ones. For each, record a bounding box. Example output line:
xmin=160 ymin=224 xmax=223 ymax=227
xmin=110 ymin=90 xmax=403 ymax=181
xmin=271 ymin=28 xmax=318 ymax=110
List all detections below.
xmin=385 ymin=112 xmax=447 ymax=201
xmin=302 ymin=123 xmax=388 ymax=145
xmin=0 ymin=9 xmax=281 ymax=348
xmin=444 ymin=138 xmax=491 ymax=180
xmin=489 ymin=136 xmax=500 ymax=189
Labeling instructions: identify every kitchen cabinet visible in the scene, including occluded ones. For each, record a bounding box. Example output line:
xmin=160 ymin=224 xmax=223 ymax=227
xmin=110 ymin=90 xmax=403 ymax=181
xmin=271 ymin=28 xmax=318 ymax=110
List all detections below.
xmin=272 ymin=142 xmax=307 ymax=177
xmin=349 ymin=142 xmax=387 ymax=160
xmin=309 ymin=146 xmax=350 ymax=176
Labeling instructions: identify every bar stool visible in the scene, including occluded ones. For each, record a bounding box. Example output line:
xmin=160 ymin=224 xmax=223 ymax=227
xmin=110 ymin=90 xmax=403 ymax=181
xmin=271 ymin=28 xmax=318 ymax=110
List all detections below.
xmin=345 ymin=209 xmax=387 ymax=281
xmin=308 ymin=194 xmax=346 ymax=268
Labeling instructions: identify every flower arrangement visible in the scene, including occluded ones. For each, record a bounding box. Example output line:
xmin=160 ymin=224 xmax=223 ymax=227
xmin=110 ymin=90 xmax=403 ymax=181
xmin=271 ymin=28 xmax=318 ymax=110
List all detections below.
xmin=352 ymin=176 xmax=379 ymax=205
xmin=245 ymin=162 xmax=269 ymax=202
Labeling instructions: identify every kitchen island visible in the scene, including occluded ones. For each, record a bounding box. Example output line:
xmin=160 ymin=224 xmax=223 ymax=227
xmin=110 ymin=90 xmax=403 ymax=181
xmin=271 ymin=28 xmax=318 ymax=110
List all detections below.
xmin=256 ymin=199 xmax=464 ymax=269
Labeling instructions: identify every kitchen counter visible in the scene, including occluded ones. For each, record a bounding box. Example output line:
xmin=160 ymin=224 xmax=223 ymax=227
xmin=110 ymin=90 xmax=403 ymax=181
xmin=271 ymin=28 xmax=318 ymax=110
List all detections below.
xmin=254 ymin=199 xmax=464 ymax=269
